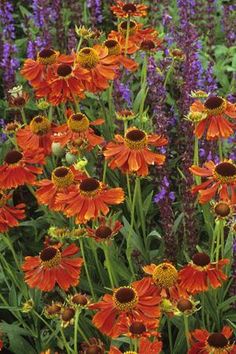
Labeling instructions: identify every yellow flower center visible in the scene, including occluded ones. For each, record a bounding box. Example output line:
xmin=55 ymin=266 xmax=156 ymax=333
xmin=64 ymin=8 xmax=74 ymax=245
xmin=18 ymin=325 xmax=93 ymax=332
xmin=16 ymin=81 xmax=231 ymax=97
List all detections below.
xmin=67 ymin=113 xmax=90 ymax=132
xmin=4 ymin=150 xmax=23 ymax=165
xmin=153 ymin=263 xmax=178 ymax=288
xmin=204 ymin=96 xmax=226 ymax=116
xmin=29 ymin=115 xmax=51 ymax=135
xmin=113 ymin=286 xmax=138 ymax=311
xmin=51 ymin=167 xmax=74 ymax=188
xmin=118 ymin=20 xmax=138 ymax=36
xmin=104 ymin=39 xmax=121 ymax=56
xmin=77 ymin=47 xmax=99 ymax=69
xmin=125 ymin=128 xmax=147 ymax=150
xmin=79 ymin=178 xmax=100 ymax=197
xmin=37 ymin=48 xmax=58 ymax=65
xmin=213 ymin=161 xmax=236 ymax=184
xmin=0 ymin=192 xmax=7 ymax=207
xmin=40 ymin=246 xmax=62 ymax=268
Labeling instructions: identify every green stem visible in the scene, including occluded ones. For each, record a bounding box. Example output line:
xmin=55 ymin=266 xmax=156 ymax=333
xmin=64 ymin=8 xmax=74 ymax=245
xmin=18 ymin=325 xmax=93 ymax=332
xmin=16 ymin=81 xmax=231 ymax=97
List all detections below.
xmin=76 ymin=37 xmax=83 ymax=52
xmin=103 ymin=243 xmax=116 ymax=288
xmin=108 ymin=82 xmax=114 ymax=132
xmin=124 ymin=16 xmax=131 ymax=56
xmin=167 ymin=317 xmax=173 ymax=354
xmin=3 ymin=233 xmax=21 ymax=271
xmin=79 ymin=238 xmax=96 ymax=299
xmin=139 ymin=54 xmax=147 ymax=127
xmin=20 ymin=108 xmax=27 ymax=124
xmin=164 ymin=61 xmax=175 ymax=88
xmin=194 ymin=136 xmax=201 ymax=185
xmin=48 ymin=105 xmax=53 ymax=121
xmin=32 ymin=310 xmax=61 ymax=342
xmin=218 ymin=139 xmax=223 ymax=160
xmin=136 ymin=178 xmax=146 ymax=238
xmin=102 ymin=160 xmax=108 ymax=183
xmin=200 ymin=293 xmax=206 ymax=328
xmin=183 ymin=314 xmax=190 ymax=349
xmin=60 ymin=327 xmax=72 ymax=354
xmin=74 ymin=309 xmax=80 ymax=352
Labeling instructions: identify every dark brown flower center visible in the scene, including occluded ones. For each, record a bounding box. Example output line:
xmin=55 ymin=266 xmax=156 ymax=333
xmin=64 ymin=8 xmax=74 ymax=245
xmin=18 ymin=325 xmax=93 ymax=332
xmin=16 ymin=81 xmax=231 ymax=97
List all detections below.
xmin=122 ymin=3 xmax=137 ymax=12
xmin=214 ymin=202 xmax=231 ymax=217
xmin=46 ymin=304 xmax=61 ymax=315
xmin=40 ymin=247 xmax=57 ymax=262
xmin=215 ymin=162 xmax=236 ymax=177
xmin=53 ymin=167 xmax=70 ymax=178
xmin=95 ymin=226 xmax=112 ymax=239
xmin=82 ymin=48 xmax=92 ymax=55
xmin=80 ymin=178 xmax=100 ymax=192
xmin=86 ymin=345 xmax=103 ymax=354
xmin=120 ymin=20 xmax=136 ymax=30
xmin=13 ymin=97 xmax=26 ymax=106
xmin=61 ymin=308 xmax=75 ymax=321
xmin=71 ymin=113 xmax=84 ymax=121
xmin=204 ymin=96 xmax=224 ymax=110
xmin=177 ymin=299 xmax=193 ymax=312
xmin=104 ymin=40 xmax=117 ymax=48
xmin=5 ymin=150 xmax=23 ymax=164
xmin=126 ymin=129 xmax=146 ymax=142
xmin=192 ymin=252 xmax=210 ymax=267
xmin=140 ymin=40 xmax=155 ymax=51
xmin=57 ymin=64 xmax=72 ymax=77
xmin=34 ymin=116 xmax=43 ymax=123
xmin=72 ymin=294 xmax=88 ymax=306
xmin=129 ymin=322 xmax=146 ymax=335
xmin=207 ymin=333 xmax=228 ymax=348
xmin=115 ymin=287 xmax=136 ymax=303
xmin=39 ymin=48 xmax=56 ymax=58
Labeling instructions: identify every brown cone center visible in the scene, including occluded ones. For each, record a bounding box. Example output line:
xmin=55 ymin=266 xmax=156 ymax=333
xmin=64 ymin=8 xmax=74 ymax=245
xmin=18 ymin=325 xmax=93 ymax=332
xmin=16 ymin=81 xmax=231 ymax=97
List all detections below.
xmin=120 ymin=20 xmax=136 ymax=30
xmin=129 ymin=322 xmax=146 ymax=335
xmin=80 ymin=178 xmax=100 ymax=192
xmin=72 ymin=294 xmax=88 ymax=306
xmin=40 ymin=247 xmax=57 ymax=262
xmin=214 ymin=202 xmax=231 ymax=217
xmin=192 ymin=252 xmax=210 ymax=267
xmin=122 ymin=3 xmax=137 ymax=12
xmin=115 ymin=287 xmax=136 ymax=304
xmin=39 ymin=48 xmax=56 ymax=58
xmin=57 ymin=64 xmax=72 ymax=77
xmin=61 ymin=308 xmax=75 ymax=321
xmin=53 ymin=167 xmax=70 ymax=178
xmin=207 ymin=333 xmax=228 ymax=348
xmin=177 ymin=299 xmax=193 ymax=312
xmin=126 ymin=129 xmax=146 ymax=142
xmin=86 ymin=346 xmax=103 ymax=354
xmin=204 ymin=96 xmax=224 ymax=109
xmin=140 ymin=40 xmax=155 ymax=50
xmin=5 ymin=150 xmax=23 ymax=164
xmin=95 ymin=226 xmax=112 ymax=239
xmin=215 ymin=162 xmax=236 ymax=177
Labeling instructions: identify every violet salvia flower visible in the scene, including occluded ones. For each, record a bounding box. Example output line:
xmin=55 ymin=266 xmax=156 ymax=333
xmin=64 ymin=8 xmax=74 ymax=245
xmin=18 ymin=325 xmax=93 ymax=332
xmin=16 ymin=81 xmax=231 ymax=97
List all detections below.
xmin=230 ymin=237 xmax=236 ymax=307
xmin=222 ymin=2 xmax=236 ymax=46
xmin=87 ymin=0 xmax=103 ymax=25
xmin=113 ymin=78 xmax=132 ymax=109
xmin=31 ymin=0 xmax=52 ymax=51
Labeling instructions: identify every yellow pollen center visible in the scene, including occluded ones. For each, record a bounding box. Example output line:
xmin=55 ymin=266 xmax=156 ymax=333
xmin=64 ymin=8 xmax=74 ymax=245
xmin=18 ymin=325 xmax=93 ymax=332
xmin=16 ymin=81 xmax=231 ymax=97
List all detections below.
xmin=67 ymin=113 xmax=90 ymax=132
xmin=37 ymin=49 xmax=57 ymax=65
xmin=113 ymin=286 xmax=138 ymax=311
xmin=204 ymin=96 xmax=226 ymax=116
xmin=104 ymin=40 xmax=121 ymax=56
xmin=40 ymin=247 xmax=61 ymax=268
xmin=77 ymin=47 xmax=99 ymax=69
xmin=29 ymin=116 xmax=51 ymax=135
xmin=153 ymin=263 xmax=178 ymax=288
xmin=51 ymin=167 xmax=74 ymax=188
xmin=213 ymin=161 xmax=236 ymax=184
xmin=125 ymin=129 xmax=147 ymax=150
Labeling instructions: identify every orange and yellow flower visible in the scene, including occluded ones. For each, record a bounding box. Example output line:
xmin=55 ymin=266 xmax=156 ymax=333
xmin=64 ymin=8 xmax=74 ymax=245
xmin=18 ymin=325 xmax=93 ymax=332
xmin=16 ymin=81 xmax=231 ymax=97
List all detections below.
xmin=190 ymin=160 xmax=236 ymax=204
xmin=111 ymin=1 xmax=148 ymax=18
xmin=86 ymin=216 xmax=123 ymax=243
xmin=76 ymin=45 xmax=119 ymax=93
xmin=0 ymin=191 xmax=25 ymax=233
xmin=22 ymin=243 xmax=84 ymax=291
xmin=115 ymin=317 xmax=159 ymax=339
xmin=188 ymin=326 xmax=236 ymax=353
xmin=36 ymin=166 xmax=86 ymax=211
xmin=53 ymin=112 xmax=104 ymax=150
xmin=190 ymin=95 xmax=236 ymax=140
xmin=109 ymin=337 xmax=162 ymax=354
xmin=0 ymin=148 xmax=45 ymax=189
xmin=89 ymin=277 xmax=161 ymax=337
xmin=16 ymin=115 xmax=57 ymax=156
xmin=104 ymin=127 xmax=167 ymax=176
xmin=179 ymin=252 xmax=229 ymax=294
xmin=104 ymin=38 xmax=138 ymax=71
xmin=57 ymin=177 xmax=125 ymax=224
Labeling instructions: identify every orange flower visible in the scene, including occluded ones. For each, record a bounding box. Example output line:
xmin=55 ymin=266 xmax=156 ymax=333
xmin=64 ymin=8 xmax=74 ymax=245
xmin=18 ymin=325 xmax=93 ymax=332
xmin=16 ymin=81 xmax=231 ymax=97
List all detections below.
xmin=86 ymin=216 xmax=123 ymax=242
xmin=143 ymin=262 xmax=186 ymax=300
xmin=76 ymin=45 xmax=119 ymax=93
xmin=21 ymin=48 xmax=59 ymax=88
xmin=89 ymin=277 xmax=161 ymax=337
xmin=109 ymin=337 xmax=162 ymax=354
xmin=16 ymin=115 xmax=57 ymax=156
xmin=190 ymin=95 xmax=236 ymax=140
xmin=188 ymin=326 xmax=236 ymax=353
xmin=103 ymin=39 xmax=138 ymax=71
xmin=179 ymin=252 xmax=229 ymax=294
xmin=0 ymin=148 xmax=45 ymax=189
xmin=57 ymin=177 xmax=125 ymax=224
xmin=104 ymin=127 xmax=167 ymax=176
xmin=80 ymin=338 xmax=105 ymax=354
xmin=111 ymin=1 xmax=148 ymax=18
xmin=190 ymin=160 xmax=236 ymax=204
xmin=36 ymin=166 xmax=86 ymax=211
xmin=0 ymin=191 xmax=25 ymax=232
xmin=22 ymin=243 xmax=84 ymax=291
xmin=115 ymin=317 xmax=159 ymax=339
xmin=53 ymin=112 xmax=104 ymax=150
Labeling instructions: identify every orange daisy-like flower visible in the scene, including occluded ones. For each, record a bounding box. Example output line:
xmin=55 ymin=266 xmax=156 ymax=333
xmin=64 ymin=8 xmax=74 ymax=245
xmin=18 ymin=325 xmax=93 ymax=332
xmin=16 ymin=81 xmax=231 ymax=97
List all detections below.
xmin=143 ymin=262 xmax=186 ymax=300
xmin=188 ymin=326 xmax=236 ymax=354
xmin=109 ymin=337 xmax=162 ymax=354
xmin=190 ymin=95 xmax=236 ymax=140
xmin=103 ymin=39 xmax=138 ymax=71
xmin=190 ymin=160 xmax=236 ymax=204
xmin=86 ymin=216 xmax=123 ymax=243
xmin=21 ymin=48 xmax=59 ymax=88
xmin=115 ymin=317 xmax=159 ymax=339
xmin=16 ymin=115 xmax=57 ymax=156
xmin=57 ymin=177 xmax=125 ymax=224
xmin=0 ymin=148 xmax=45 ymax=189
xmin=0 ymin=191 xmax=25 ymax=233
xmin=104 ymin=127 xmax=167 ymax=176
xmin=22 ymin=243 xmax=84 ymax=292
xmin=36 ymin=166 xmax=86 ymax=211
xmin=53 ymin=112 xmax=104 ymax=150
xmin=111 ymin=1 xmax=148 ymax=18
xmin=179 ymin=252 xmax=229 ymax=294
xmin=76 ymin=45 xmax=119 ymax=93
xmin=89 ymin=277 xmax=161 ymax=338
